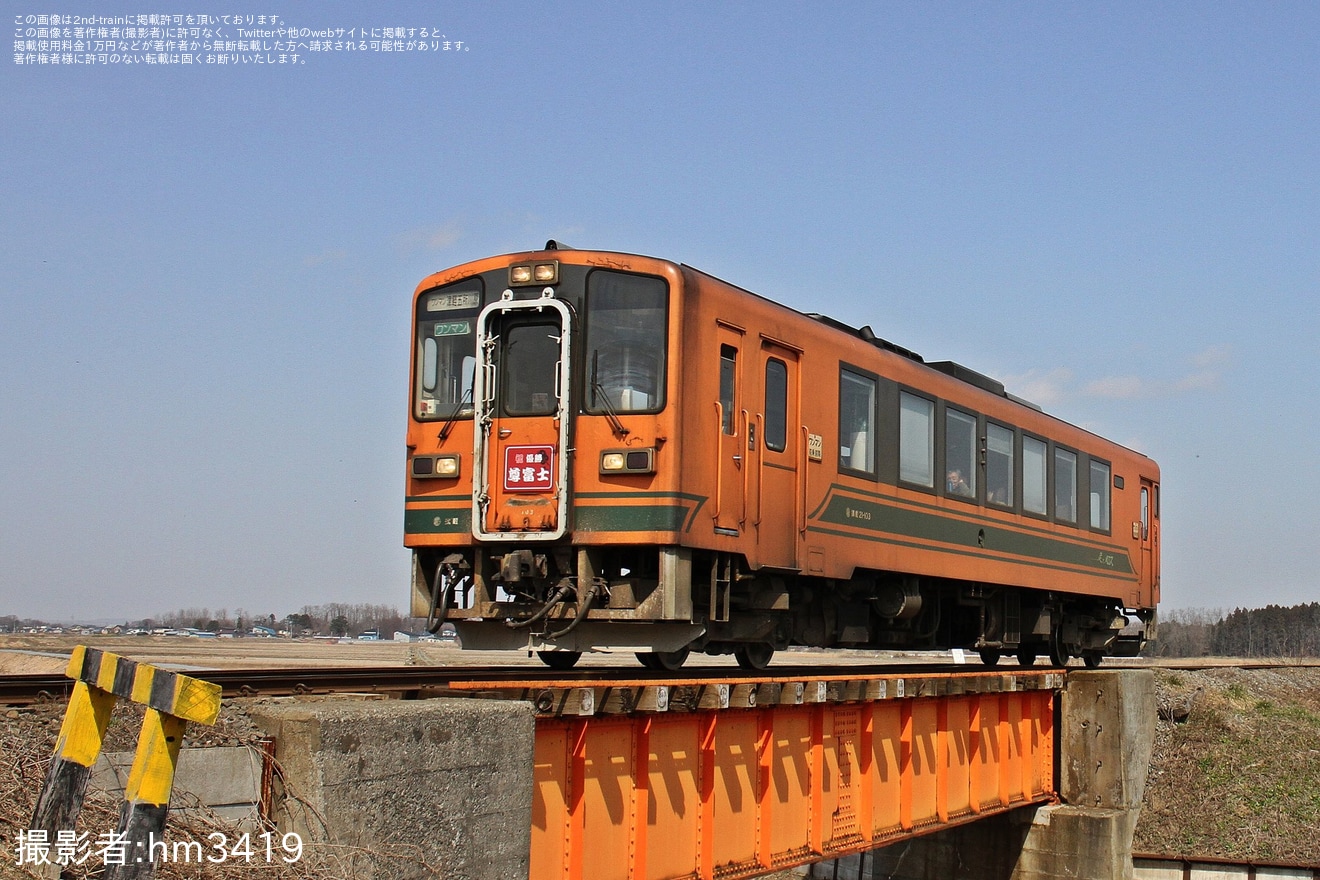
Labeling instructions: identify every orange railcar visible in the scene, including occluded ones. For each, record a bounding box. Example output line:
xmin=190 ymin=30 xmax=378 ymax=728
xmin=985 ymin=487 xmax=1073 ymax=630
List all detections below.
xmin=405 ymin=243 xmax=1159 ymax=669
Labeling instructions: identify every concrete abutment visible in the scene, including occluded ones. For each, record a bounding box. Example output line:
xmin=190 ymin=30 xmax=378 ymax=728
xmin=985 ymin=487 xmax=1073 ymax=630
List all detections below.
xmin=247 ymin=696 xmax=535 ymax=880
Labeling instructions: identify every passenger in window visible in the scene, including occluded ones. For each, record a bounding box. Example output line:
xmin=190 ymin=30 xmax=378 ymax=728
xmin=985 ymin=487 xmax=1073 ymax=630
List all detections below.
xmin=946 ymin=469 xmax=972 ymax=497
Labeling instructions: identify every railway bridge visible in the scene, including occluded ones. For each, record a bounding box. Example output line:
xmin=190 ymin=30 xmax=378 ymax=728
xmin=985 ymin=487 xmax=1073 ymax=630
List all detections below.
xmin=246 ymin=664 xmax=1154 ymax=880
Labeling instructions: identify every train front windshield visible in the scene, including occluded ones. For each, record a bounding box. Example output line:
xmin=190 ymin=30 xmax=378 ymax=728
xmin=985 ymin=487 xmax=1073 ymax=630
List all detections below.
xmin=583 ymin=271 xmax=668 ymax=414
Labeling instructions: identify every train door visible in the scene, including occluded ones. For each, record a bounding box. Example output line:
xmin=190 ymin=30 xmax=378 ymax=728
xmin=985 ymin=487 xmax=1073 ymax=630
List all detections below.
xmin=713 ymin=323 xmax=745 ymax=536
xmin=754 ymin=343 xmax=800 ymax=569
xmin=1139 ymin=479 xmax=1160 ymax=604
xmin=472 ymin=292 xmax=572 ymax=541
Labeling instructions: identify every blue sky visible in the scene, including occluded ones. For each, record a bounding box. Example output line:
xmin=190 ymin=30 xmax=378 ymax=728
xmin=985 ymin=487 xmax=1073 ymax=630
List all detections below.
xmin=2 ymin=2 xmax=1317 ymax=623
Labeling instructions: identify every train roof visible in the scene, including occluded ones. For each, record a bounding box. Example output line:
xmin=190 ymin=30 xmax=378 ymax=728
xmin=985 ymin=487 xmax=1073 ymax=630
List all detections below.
xmin=433 ymin=244 xmax=1147 ymax=460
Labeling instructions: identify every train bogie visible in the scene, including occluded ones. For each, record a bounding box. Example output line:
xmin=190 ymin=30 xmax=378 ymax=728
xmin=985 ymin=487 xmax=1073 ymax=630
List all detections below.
xmin=405 ymin=244 xmax=1160 ymax=669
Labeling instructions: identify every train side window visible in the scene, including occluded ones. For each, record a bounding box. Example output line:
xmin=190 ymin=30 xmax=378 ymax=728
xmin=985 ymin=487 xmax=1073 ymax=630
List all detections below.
xmin=839 ymin=368 xmax=877 ymax=475
xmin=899 ymin=392 xmax=935 ymax=488
xmin=765 ymin=358 xmax=788 ymax=452
xmin=1054 ymin=447 xmax=1078 ymax=524
xmin=1089 ymin=459 xmax=1111 ymax=532
xmin=945 ymin=408 xmax=977 ymax=499
xmin=1022 ymin=435 xmax=1048 ymax=515
xmin=986 ymin=422 xmax=1014 ymax=507
xmin=719 ymin=345 xmax=737 ymax=435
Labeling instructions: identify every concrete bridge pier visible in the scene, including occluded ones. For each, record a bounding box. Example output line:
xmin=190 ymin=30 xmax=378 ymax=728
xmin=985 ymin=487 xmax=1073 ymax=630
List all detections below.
xmin=813 ymin=669 xmax=1157 ymax=880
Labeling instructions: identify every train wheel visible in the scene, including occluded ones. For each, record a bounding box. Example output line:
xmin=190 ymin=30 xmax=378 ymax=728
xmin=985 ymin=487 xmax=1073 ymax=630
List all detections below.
xmin=1082 ymin=651 xmax=1104 ymax=669
xmin=978 ymin=648 xmax=1001 ymax=667
xmin=638 ymin=647 xmax=689 ymax=671
xmin=1048 ymin=628 xmax=1072 ymax=667
xmin=735 ymin=644 xmax=775 ymax=670
xmin=1017 ymin=646 xmax=1039 ymax=667
xmin=538 ymin=651 xmax=581 ymax=670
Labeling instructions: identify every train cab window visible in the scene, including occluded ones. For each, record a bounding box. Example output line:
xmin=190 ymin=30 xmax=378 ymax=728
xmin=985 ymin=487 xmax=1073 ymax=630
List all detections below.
xmin=986 ymin=422 xmax=1014 ymax=507
xmin=1023 ymin=435 xmax=1048 ymax=515
xmin=719 ymin=345 xmax=737 ymax=434
xmin=765 ymin=359 xmax=788 ymax=452
xmin=899 ymin=392 xmax=935 ymax=488
xmin=839 ymin=368 xmax=877 ymax=475
xmin=1054 ymin=447 xmax=1078 ymax=524
xmin=415 ymin=280 xmax=481 ymax=421
xmin=584 ymin=271 xmax=668 ymax=414
xmin=945 ymin=408 xmax=977 ymax=499
xmin=1089 ymin=460 xmax=1111 ymax=532
xmin=501 ymin=322 xmax=561 ymax=416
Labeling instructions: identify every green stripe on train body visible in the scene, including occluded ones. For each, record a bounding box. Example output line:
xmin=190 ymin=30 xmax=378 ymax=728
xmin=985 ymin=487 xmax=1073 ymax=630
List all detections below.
xmin=814 ymin=490 xmax=1134 ymax=577
xmin=405 ymin=508 xmax=472 ymax=534
xmin=406 ymin=504 xmax=691 ymax=535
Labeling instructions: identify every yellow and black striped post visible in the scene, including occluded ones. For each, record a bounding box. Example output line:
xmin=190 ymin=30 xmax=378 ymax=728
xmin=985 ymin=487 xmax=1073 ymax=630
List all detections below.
xmin=30 ymin=646 xmax=221 ymax=880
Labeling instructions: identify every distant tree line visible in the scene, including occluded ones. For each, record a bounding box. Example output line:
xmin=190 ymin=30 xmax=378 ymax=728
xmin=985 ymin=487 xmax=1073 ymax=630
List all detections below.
xmin=1149 ymin=603 xmax=1320 ymax=658
xmin=148 ymin=603 xmax=413 ymax=638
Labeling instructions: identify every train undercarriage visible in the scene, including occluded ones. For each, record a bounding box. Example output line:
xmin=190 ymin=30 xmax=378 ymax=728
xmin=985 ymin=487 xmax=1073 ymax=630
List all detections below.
xmin=415 ymin=544 xmax=1154 ymax=671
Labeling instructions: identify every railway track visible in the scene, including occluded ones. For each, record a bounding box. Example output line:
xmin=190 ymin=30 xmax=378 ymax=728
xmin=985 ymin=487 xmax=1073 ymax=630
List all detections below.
xmin=0 ymin=661 xmax=1052 ymax=706
xmin=3 ymin=657 xmax=1314 ymax=706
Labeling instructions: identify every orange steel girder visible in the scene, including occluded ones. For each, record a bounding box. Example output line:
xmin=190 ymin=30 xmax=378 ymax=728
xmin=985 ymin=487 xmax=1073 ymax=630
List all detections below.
xmin=530 ymin=680 xmax=1057 ymax=880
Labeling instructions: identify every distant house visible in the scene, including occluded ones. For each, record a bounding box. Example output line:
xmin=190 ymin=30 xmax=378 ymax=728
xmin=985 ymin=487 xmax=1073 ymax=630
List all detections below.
xmin=250 ymin=625 xmax=278 ymax=638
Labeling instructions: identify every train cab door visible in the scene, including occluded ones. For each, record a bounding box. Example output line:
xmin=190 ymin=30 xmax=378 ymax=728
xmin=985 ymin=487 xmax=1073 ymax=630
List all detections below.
xmin=472 ymin=291 xmax=572 ymax=541
xmin=1139 ymin=479 xmax=1160 ymax=604
xmin=754 ymin=342 xmax=800 ymax=570
xmin=713 ymin=323 xmax=746 ymax=537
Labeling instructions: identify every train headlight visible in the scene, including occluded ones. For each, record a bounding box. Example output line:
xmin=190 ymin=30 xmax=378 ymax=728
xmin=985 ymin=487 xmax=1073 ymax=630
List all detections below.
xmin=600 ymin=448 xmax=655 ymax=475
xmin=413 ymin=454 xmax=460 ymax=479
xmin=510 ymin=261 xmax=559 ymax=287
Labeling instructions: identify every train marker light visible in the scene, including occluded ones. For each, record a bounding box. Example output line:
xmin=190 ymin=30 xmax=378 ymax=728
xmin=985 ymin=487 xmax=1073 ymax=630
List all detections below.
xmin=413 ymin=454 xmax=461 ymax=479
xmin=510 ymin=261 xmax=559 ymax=287
xmin=600 ymin=448 xmax=655 ymax=474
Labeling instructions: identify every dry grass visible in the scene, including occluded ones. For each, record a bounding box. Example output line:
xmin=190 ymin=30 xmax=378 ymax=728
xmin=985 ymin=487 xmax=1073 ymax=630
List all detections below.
xmin=1136 ymin=666 xmax=1320 ymax=863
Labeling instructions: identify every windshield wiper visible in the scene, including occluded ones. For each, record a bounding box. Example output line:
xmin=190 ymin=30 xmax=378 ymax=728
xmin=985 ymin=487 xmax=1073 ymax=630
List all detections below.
xmin=591 ymin=351 xmax=630 ymax=439
xmin=438 ymin=386 xmax=474 ymax=442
